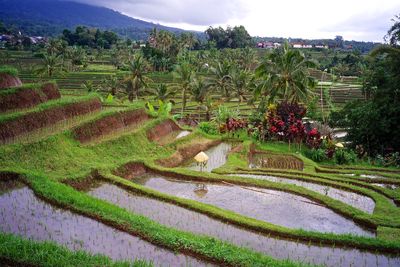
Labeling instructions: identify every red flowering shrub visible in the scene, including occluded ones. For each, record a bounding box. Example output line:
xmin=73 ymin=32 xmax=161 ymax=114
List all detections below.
xmin=222 ymin=118 xmax=248 ymax=133
xmin=306 ymin=128 xmax=322 ymax=149
xmin=323 ymin=134 xmax=336 ymax=158
xmin=277 ymin=101 xmax=307 ymax=122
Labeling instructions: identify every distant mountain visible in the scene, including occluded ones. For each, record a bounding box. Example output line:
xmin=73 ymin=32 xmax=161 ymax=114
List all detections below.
xmin=0 ymin=0 xmax=189 ymax=40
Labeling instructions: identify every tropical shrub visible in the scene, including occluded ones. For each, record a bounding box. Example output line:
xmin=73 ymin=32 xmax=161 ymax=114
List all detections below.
xmin=221 ymin=118 xmax=248 ymax=135
xmin=305 ymin=128 xmax=322 ymax=149
xmin=145 ymin=100 xmax=172 ymax=117
xmin=334 ymin=149 xmax=357 ymax=165
xmin=213 ymin=105 xmax=239 ymax=126
xmin=305 ymin=148 xmax=327 ymax=162
xmin=198 ymin=121 xmax=219 ymax=135
xmin=277 ymin=101 xmax=307 ymax=122
xmin=373 ymin=152 xmax=400 ymax=168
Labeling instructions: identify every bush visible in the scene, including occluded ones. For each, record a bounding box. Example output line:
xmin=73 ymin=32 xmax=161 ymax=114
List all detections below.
xmin=277 ymin=101 xmax=307 ymax=122
xmin=198 ymin=122 xmax=219 ymax=135
xmin=0 ymin=66 xmax=18 ymax=76
xmin=213 ymin=105 xmax=239 ymax=125
xmin=328 ymin=109 xmax=347 ymax=128
xmin=373 ymin=152 xmax=400 ymax=168
xmin=335 ymin=149 xmax=357 ymax=165
xmin=305 ymin=148 xmax=327 ymax=162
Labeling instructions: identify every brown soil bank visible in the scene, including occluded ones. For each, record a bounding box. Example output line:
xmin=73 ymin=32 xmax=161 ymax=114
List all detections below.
xmin=73 ymin=108 xmax=149 ymax=143
xmin=147 ymin=119 xmax=181 ymax=143
xmin=157 ymin=139 xmax=221 ymax=167
xmin=0 ymin=83 xmax=61 ymax=113
xmin=113 ymin=162 xmax=148 ymax=180
xmin=0 ymin=73 xmax=22 ymax=89
xmin=0 ymin=98 xmax=101 ymax=144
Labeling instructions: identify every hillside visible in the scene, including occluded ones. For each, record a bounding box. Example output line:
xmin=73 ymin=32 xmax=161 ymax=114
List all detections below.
xmin=0 ymin=0 xmax=186 ymax=39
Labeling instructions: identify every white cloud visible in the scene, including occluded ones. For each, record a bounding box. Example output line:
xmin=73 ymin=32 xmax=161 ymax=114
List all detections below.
xmin=72 ymin=0 xmax=400 ymax=41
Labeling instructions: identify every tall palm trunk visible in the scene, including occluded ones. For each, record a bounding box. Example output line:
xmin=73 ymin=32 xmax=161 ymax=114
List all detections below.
xmin=181 ymin=87 xmax=187 ymax=115
xmin=128 ymin=91 xmax=134 ymax=102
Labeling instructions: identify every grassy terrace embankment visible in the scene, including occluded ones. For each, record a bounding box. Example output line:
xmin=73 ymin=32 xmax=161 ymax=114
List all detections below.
xmin=0 ymin=232 xmax=151 ymax=267
xmin=0 ymin=84 xmax=399 ymax=266
xmin=1 ymin=113 xmax=399 ymax=253
xmin=0 ymin=82 xmax=60 ymax=113
xmin=0 ymin=95 xmax=101 ymax=144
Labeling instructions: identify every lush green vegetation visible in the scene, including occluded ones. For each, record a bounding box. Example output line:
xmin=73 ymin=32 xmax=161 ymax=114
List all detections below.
xmin=0 ymin=232 xmax=151 ymax=267
xmin=0 ymin=12 xmax=399 ymax=267
xmin=0 ymin=65 xmax=18 ymax=76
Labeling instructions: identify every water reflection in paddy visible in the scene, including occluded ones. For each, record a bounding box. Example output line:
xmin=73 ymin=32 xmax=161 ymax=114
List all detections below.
xmin=134 ymin=175 xmax=375 ymax=237
xmin=229 ymin=173 xmax=375 ymax=213
xmin=88 ymin=182 xmax=400 ymax=267
xmin=0 ymin=181 xmax=209 ymax=267
xmin=185 ymin=143 xmax=232 ymax=172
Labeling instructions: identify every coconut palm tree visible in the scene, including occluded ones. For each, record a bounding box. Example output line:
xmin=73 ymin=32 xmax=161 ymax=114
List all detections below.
xmin=36 ymin=53 xmax=65 ymax=78
xmin=66 ymin=46 xmax=87 ymax=71
xmin=255 ymin=42 xmax=317 ymax=104
xmin=81 ymin=80 xmax=96 ymax=92
xmin=207 ymin=60 xmax=232 ymax=99
xmin=125 ymin=54 xmax=150 ymax=101
xmin=231 ymin=68 xmax=254 ymax=107
xmin=147 ymin=83 xmax=175 ymax=102
xmin=99 ymin=75 xmax=121 ymax=96
xmin=173 ymin=62 xmax=194 ymax=115
xmin=191 ymin=77 xmax=211 ymax=121
xmin=239 ymin=47 xmax=257 ymax=71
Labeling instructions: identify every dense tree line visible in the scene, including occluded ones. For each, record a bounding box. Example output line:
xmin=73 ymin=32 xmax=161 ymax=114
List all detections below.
xmin=61 ymin=26 xmax=119 ymax=49
xmin=205 ymin=26 xmax=253 ymax=49
xmin=331 ymin=15 xmax=400 ymax=156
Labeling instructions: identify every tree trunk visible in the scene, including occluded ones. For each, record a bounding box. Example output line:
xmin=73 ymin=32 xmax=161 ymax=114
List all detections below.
xmin=135 ymin=85 xmax=139 ymax=100
xmin=128 ymin=92 xmax=134 ymax=102
xmin=181 ymin=87 xmax=187 ymax=115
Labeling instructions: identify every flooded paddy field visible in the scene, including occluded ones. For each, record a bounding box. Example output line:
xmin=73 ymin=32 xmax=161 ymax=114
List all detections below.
xmin=229 ymin=173 xmax=375 ymax=213
xmin=0 ymin=180 xmax=210 ymax=267
xmin=372 ymin=183 xmax=399 ymax=190
xmin=158 ymin=130 xmax=191 ymax=145
xmin=185 ymin=142 xmax=232 ymax=172
xmin=134 ymin=175 xmax=375 ymax=237
xmin=88 ymin=182 xmax=400 ymax=267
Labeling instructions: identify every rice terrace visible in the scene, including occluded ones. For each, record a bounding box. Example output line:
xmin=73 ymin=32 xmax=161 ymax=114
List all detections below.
xmin=0 ymin=0 xmax=400 ymax=266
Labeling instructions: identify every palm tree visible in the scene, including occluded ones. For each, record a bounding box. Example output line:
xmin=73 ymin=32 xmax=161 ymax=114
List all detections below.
xmin=36 ymin=53 xmax=65 ymax=78
xmin=45 ymin=38 xmax=66 ymax=55
xmin=147 ymin=83 xmax=175 ymax=102
xmin=255 ymin=42 xmax=316 ymax=104
xmin=385 ymin=14 xmax=400 ymax=46
xmin=125 ymin=54 xmax=150 ymax=101
xmin=99 ymin=76 xmax=121 ymax=96
xmin=239 ymin=47 xmax=257 ymax=71
xmin=208 ymin=60 xmax=232 ymax=99
xmin=81 ymin=80 xmax=96 ymax=92
xmin=158 ymin=30 xmax=174 ymax=54
xmin=173 ymin=62 xmax=194 ymax=115
xmin=191 ymin=77 xmax=211 ymax=121
xmin=231 ymin=68 xmax=254 ymax=107
xmin=66 ymin=46 xmax=87 ymax=71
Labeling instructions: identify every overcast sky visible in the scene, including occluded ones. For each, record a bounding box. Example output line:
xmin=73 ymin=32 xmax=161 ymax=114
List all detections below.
xmin=74 ymin=0 xmax=400 ymax=42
